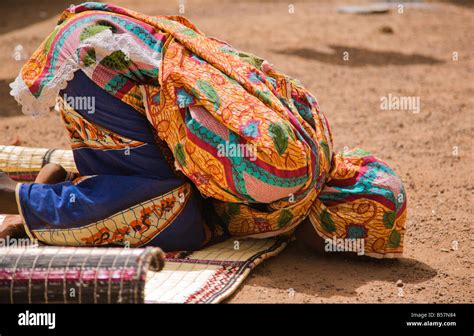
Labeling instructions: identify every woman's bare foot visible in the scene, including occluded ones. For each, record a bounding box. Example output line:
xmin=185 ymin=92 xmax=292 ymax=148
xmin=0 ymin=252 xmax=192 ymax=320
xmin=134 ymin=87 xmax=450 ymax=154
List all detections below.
xmin=295 ymin=217 xmax=327 ymax=254
xmin=296 ymin=217 xmax=369 ymax=259
xmin=0 ymin=215 xmax=26 ymax=240
xmin=0 ymin=163 xmax=68 ymax=238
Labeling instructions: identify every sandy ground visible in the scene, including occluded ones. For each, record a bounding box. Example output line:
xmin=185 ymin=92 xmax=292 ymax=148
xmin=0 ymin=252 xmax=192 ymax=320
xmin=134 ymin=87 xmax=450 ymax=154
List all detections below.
xmin=0 ymin=0 xmax=472 ymax=303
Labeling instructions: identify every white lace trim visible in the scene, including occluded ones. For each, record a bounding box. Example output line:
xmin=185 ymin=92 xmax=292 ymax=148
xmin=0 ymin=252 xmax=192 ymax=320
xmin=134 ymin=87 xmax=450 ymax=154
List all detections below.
xmin=9 ymin=54 xmax=81 ymax=117
xmin=81 ymin=29 xmax=162 ymax=68
xmin=9 ymin=29 xmax=162 ymax=117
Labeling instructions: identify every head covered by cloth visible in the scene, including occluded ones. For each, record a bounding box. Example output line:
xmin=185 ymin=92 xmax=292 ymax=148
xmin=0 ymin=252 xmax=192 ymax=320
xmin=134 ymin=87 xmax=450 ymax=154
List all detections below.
xmin=10 ymin=2 xmax=407 ymax=257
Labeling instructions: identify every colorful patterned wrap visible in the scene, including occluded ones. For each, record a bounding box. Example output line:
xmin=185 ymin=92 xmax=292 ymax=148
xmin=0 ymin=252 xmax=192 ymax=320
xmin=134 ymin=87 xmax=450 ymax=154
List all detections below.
xmin=10 ymin=2 xmax=407 ymax=257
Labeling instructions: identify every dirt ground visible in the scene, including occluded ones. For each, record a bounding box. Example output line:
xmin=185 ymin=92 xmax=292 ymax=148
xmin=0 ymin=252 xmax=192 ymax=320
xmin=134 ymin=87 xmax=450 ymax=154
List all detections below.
xmin=0 ymin=0 xmax=472 ymax=303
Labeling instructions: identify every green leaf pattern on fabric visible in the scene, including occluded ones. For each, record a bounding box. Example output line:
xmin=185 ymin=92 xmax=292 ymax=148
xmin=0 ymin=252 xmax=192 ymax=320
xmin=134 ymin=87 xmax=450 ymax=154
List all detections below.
xmin=174 ymin=143 xmax=187 ymax=167
xmin=278 ymin=209 xmax=294 ymax=228
xmin=196 ymin=79 xmax=220 ymax=111
xmin=269 ymin=122 xmax=289 ymax=155
xmin=383 ymin=211 xmax=396 ymax=229
xmin=101 ymin=50 xmax=131 ymax=70
xmin=320 ymin=209 xmax=336 ymax=232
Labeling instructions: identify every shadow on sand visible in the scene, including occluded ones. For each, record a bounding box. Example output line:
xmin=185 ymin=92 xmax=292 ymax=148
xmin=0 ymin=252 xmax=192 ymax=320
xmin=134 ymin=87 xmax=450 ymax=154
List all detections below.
xmin=273 ymin=45 xmax=443 ymax=67
xmin=447 ymin=0 xmax=474 ymax=8
xmin=233 ymin=242 xmax=437 ymax=300
xmin=0 ymin=0 xmax=83 ymax=35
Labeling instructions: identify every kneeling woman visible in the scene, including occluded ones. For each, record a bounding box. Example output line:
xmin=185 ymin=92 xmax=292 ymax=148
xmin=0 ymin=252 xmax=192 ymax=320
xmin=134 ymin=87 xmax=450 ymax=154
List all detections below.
xmin=1 ymin=2 xmax=407 ymax=257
